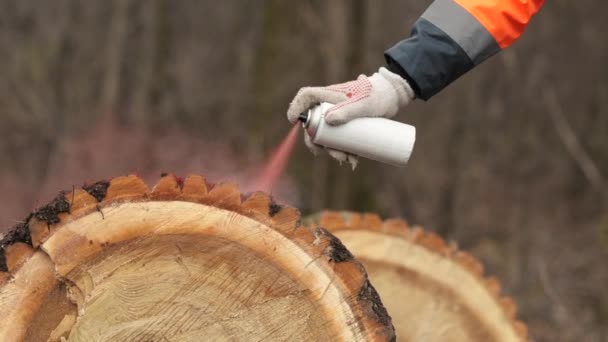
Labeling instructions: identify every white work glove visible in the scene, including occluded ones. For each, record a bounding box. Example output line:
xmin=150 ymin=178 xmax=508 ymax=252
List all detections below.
xmin=287 ymin=67 xmax=415 ymax=169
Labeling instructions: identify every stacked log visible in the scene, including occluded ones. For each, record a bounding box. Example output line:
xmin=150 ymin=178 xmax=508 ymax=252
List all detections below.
xmin=305 ymin=211 xmax=528 ymax=342
xmin=0 ymin=175 xmax=393 ymax=341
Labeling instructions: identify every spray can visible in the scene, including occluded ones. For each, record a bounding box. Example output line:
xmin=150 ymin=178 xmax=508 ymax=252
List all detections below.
xmin=298 ymin=102 xmax=416 ymax=167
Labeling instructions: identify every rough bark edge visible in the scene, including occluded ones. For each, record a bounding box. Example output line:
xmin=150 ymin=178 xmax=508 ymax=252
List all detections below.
xmin=304 ymin=210 xmax=529 ymax=342
xmin=0 ymin=175 xmax=395 ymax=341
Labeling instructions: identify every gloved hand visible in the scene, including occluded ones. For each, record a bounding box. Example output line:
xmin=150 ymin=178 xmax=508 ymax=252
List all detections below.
xmin=287 ymin=67 xmax=415 ymax=169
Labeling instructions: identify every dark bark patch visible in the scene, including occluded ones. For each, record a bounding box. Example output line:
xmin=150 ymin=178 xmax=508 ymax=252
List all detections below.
xmin=34 ymin=192 xmax=71 ymax=225
xmin=269 ymin=201 xmax=283 ymax=217
xmin=0 ymin=215 xmax=33 ymax=272
xmin=2 ymin=219 xmax=33 ymax=247
xmin=358 ymin=279 xmax=395 ymax=341
xmin=314 ymin=227 xmax=354 ymax=263
xmin=325 ymin=233 xmax=354 ymax=263
xmin=0 ymin=250 xmax=6 ymax=272
xmin=83 ymin=180 xmax=110 ymax=202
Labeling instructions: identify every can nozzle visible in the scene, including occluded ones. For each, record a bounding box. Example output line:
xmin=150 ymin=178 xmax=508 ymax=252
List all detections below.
xmin=297 ymin=112 xmax=309 ymax=123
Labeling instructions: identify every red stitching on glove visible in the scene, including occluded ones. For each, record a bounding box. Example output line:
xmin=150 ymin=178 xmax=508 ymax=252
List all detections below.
xmin=324 ymin=75 xmax=372 ymax=118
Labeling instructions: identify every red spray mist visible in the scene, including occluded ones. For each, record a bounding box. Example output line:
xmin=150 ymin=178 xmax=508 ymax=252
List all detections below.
xmin=252 ymin=124 xmax=300 ymax=193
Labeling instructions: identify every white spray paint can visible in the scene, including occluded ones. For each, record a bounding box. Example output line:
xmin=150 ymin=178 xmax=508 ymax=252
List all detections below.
xmin=298 ymin=102 xmax=416 ymax=167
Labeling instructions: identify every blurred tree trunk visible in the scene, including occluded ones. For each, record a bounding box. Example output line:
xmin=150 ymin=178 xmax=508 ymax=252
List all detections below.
xmin=132 ymin=0 xmax=172 ymax=127
xmin=301 ymin=0 xmax=369 ymax=211
xmin=17 ymin=1 xmax=75 ymax=204
xmin=100 ymin=0 xmax=130 ymax=118
xmin=329 ymin=0 xmax=366 ymax=210
xmin=251 ymin=1 xmax=291 ymax=139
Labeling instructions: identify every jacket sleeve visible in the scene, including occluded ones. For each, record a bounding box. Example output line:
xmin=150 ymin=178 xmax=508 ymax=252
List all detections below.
xmin=385 ymin=0 xmax=544 ymax=100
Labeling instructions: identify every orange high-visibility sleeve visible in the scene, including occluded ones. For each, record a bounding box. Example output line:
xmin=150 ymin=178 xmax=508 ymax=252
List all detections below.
xmin=385 ymin=0 xmax=544 ymax=99
xmin=454 ymin=0 xmax=544 ymax=48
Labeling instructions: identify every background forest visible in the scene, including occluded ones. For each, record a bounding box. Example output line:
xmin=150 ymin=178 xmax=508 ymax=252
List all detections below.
xmin=0 ymin=1 xmax=607 ymax=341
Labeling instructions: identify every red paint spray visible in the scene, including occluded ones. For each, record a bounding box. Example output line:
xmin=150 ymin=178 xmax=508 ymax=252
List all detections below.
xmin=252 ymin=124 xmax=300 ymax=193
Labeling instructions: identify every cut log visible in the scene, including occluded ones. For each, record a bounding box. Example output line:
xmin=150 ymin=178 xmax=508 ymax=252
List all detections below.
xmin=0 ymin=175 xmax=394 ymax=342
xmin=305 ymin=211 xmax=529 ymax=342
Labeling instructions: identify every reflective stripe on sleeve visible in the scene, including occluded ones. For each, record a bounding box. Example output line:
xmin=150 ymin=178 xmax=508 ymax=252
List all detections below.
xmin=421 ymin=0 xmax=500 ymax=65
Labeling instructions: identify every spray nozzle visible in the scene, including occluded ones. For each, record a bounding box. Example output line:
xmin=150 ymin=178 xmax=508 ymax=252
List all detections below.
xmin=297 ymin=112 xmax=309 ymax=123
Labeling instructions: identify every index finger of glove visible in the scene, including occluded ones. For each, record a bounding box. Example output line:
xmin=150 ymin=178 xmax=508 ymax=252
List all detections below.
xmin=286 ymin=87 xmax=349 ymax=123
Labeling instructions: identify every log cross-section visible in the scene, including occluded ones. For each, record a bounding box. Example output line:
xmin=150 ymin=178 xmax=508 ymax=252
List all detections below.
xmin=0 ymin=175 xmax=394 ymax=342
xmin=305 ymin=211 xmax=529 ymax=342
